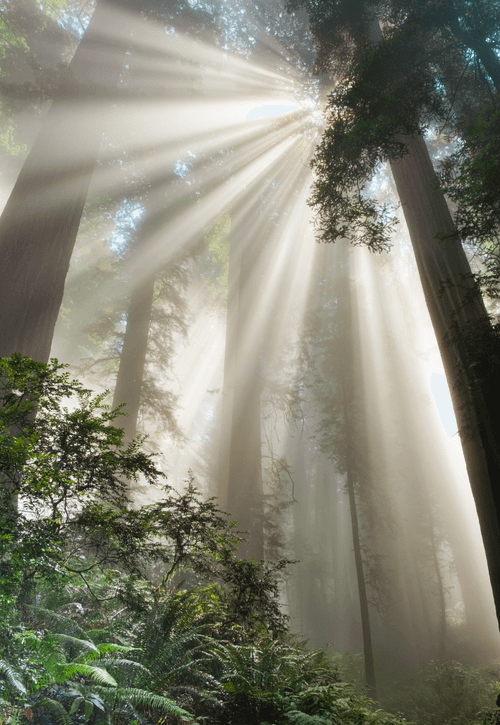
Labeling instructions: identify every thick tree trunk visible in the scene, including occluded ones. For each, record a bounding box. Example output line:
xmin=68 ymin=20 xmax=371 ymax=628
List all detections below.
xmin=0 ymin=0 xmax=133 ymax=362
xmin=363 ymin=19 xmax=500 ymax=632
xmin=388 ymin=134 xmax=500 ymax=630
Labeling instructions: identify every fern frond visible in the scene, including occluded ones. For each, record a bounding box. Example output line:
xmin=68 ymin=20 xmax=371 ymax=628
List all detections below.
xmin=52 ymin=633 xmax=100 ymax=654
xmin=97 ymin=644 xmax=141 ymax=656
xmin=62 ymin=664 xmax=117 ymax=687
xmin=115 ymin=687 xmax=196 ymax=722
xmin=0 ymin=661 xmax=26 ymax=695
xmin=25 ymin=606 xmax=88 ymax=639
xmin=33 ymin=698 xmax=71 ymax=725
xmin=284 ymin=711 xmax=331 ymax=725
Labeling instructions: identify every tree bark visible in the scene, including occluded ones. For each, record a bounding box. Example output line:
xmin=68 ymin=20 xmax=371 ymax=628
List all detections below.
xmin=388 ymin=133 xmax=500 ymax=630
xmin=225 ymin=229 xmax=265 ymax=561
xmin=363 ymin=18 xmax=500 ymax=633
xmin=112 ymin=273 xmax=156 ymax=443
xmin=344 ymin=392 xmax=377 ymax=700
xmin=0 ymin=0 xmax=134 ymax=362
xmin=337 ymin=248 xmax=377 ymax=699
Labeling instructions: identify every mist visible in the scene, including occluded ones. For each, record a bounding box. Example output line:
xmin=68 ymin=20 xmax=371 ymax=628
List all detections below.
xmin=1 ymin=0 xmax=500 ymax=721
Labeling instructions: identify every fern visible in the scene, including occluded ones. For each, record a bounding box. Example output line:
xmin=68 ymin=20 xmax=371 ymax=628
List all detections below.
xmin=92 ymin=686 xmax=196 ymax=722
xmin=61 ymin=663 xmax=117 ymax=687
xmin=52 ymin=633 xmax=100 ymax=655
xmin=25 ymin=606 xmax=88 ymax=640
xmin=284 ymin=712 xmax=332 ymax=725
xmin=0 ymin=661 xmax=26 ymax=696
xmin=32 ymin=698 xmax=71 ymax=725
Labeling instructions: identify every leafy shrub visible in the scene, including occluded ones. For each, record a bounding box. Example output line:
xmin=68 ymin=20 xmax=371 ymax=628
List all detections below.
xmin=382 ymin=660 xmax=499 ymax=725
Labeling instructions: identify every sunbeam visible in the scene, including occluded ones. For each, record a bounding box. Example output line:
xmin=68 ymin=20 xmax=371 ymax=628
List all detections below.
xmin=2 ymin=0 xmax=500 ymax=715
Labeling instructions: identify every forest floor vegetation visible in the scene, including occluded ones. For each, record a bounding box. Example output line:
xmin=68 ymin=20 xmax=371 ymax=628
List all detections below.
xmin=0 ymin=355 xmax=498 ymax=725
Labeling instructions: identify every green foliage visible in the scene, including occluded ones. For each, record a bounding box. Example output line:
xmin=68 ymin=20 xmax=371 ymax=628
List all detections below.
xmin=0 ymin=355 xmax=255 ymax=613
xmin=382 ymin=660 xmax=499 ymax=725
xmin=309 ymin=28 xmax=449 ymax=252
xmin=0 ymin=625 xmax=195 ymax=725
xmin=439 ymin=101 xmax=500 ymax=299
xmin=0 ymin=355 xmax=165 ymax=603
xmin=0 ymin=107 xmax=27 ymax=156
xmin=0 ymin=357 xmax=438 ymax=725
xmin=203 ymin=214 xmax=231 ymax=302
xmin=198 ymin=634 xmax=409 ymax=725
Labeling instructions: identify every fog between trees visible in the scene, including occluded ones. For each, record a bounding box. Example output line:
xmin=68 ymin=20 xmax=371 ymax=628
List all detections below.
xmin=1 ymin=0 xmax=500 ymax=716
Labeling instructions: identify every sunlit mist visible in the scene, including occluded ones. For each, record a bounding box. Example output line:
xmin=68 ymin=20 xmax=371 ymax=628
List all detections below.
xmin=3 ymin=0 xmax=499 ymax=701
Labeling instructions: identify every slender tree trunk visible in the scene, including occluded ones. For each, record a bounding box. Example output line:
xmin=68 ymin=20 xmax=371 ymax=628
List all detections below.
xmin=426 ymin=507 xmax=447 ymax=661
xmin=112 ymin=273 xmax=156 ymax=443
xmin=226 ymin=229 xmax=264 ymax=560
xmin=337 ymin=252 xmax=377 ymax=699
xmin=344 ymin=409 xmax=377 ymax=700
xmin=0 ymin=0 xmax=134 ymax=362
xmin=218 ymin=221 xmax=243 ymax=510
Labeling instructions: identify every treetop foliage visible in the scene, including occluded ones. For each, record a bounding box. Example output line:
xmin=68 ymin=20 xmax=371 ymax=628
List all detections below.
xmin=308 ymin=28 xmax=448 ymax=251
xmin=287 ymin=0 xmax=500 ymax=265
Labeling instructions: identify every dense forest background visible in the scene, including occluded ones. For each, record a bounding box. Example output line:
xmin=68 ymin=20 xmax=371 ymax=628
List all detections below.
xmin=2 ymin=0 xmax=500 ymax=723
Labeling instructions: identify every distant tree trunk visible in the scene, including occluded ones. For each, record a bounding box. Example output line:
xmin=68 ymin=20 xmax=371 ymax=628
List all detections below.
xmin=342 ymin=379 xmax=377 ymax=700
xmin=218 ymin=221 xmax=243 ymax=510
xmin=336 ymin=248 xmax=377 ymax=699
xmin=112 ymin=273 xmax=156 ymax=443
xmin=0 ymin=0 xmax=134 ymax=362
xmin=426 ymin=506 xmax=447 ymax=661
xmin=225 ymin=228 xmax=264 ymax=560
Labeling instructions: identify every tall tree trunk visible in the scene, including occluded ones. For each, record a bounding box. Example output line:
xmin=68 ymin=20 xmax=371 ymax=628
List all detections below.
xmin=218 ymin=220 xmax=243 ymax=510
xmin=225 ymin=229 xmax=264 ymax=561
xmin=337 ymin=249 xmax=377 ymax=699
xmin=344 ymin=400 xmax=377 ymax=700
xmin=112 ymin=273 xmax=156 ymax=443
xmin=364 ymin=19 xmax=500 ymax=632
xmin=388 ymin=134 xmax=500 ymax=630
xmin=0 ymin=0 xmax=134 ymax=362
xmin=426 ymin=504 xmax=447 ymax=661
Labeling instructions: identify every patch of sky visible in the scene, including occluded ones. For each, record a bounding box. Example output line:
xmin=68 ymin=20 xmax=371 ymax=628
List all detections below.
xmin=109 ymin=199 xmax=145 ymax=255
xmin=434 ymin=76 xmax=446 ymax=96
xmin=430 ymin=373 xmax=457 ymax=436
xmin=51 ymin=3 xmax=91 ymax=39
xmin=174 ymin=160 xmax=191 ymax=178
xmin=174 ymin=152 xmax=196 ymax=180
xmin=246 ymin=104 xmax=299 ymax=121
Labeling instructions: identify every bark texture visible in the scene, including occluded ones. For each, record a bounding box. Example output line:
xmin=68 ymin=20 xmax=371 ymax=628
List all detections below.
xmin=389 ymin=133 xmax=500 ymax=629
xmin=361 ymin=18 xmax=500 ymax=632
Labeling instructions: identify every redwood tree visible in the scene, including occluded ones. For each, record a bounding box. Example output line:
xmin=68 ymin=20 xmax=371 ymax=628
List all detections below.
xmin=288 ymin=0 xmax=500 ymax=630
xmin=0 ymin=0 xmax=136 ymax=363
